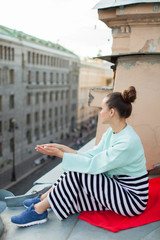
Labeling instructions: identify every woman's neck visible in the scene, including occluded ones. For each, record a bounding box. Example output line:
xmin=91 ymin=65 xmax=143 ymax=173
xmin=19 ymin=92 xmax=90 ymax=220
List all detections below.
xmin=111 ymin=120 xmax=127 ymax=134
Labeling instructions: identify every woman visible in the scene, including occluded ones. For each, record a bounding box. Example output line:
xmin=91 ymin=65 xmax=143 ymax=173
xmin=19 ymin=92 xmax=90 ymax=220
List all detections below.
xmin=11 ymin=86 xmax=149 ymax=227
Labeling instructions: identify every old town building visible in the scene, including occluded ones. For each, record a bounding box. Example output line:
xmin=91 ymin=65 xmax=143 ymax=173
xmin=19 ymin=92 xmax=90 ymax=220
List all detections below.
xmin=77 ymin=58 xmax=113 ymax=129
xmin=0 ymin=25 xmax=80 ymax=172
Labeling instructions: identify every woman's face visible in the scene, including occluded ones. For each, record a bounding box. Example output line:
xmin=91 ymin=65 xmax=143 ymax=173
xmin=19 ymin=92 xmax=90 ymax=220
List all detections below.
xmin=100 ymin=97 xmax=111 ymax=124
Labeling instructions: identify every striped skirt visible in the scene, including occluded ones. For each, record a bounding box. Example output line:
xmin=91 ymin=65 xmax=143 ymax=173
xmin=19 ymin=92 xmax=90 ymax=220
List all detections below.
xmin=47 ymin=172 xmax=149 ymax=220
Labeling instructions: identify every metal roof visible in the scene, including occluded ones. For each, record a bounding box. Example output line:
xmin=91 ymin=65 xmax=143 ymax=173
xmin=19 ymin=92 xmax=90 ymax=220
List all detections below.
xmin=93 ymin=0 xmax=160 ymax=9
xmin=0 ymin=25 xmax=78 ymax=57
xmin=94 ymin=52 xmax=160 ymax=63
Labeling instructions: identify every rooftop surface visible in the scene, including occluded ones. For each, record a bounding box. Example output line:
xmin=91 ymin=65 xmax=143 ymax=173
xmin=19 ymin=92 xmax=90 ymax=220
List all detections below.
xmin=0 ymin=138 xmax=160 ymax=240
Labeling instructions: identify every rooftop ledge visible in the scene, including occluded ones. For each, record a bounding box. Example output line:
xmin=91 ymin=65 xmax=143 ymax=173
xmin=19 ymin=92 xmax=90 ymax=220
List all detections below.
xmin=94 ymin=52 xmax=160 ymax=64
xmin=0 ymin=138 xmax=160 ymax=240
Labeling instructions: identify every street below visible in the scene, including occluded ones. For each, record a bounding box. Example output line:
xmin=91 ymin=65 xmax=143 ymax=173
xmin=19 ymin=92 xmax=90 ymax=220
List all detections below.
xmin=7 ymin=130 xmax=96 ymax=196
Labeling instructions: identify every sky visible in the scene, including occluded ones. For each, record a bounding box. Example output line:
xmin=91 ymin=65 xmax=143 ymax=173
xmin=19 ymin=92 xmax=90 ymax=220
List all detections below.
xmin=0 ymin=0 xmax=112 ymax=59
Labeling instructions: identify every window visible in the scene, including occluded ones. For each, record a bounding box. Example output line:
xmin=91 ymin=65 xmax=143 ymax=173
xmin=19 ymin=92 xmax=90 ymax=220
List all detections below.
xmin=0 ymin=142 xmax=2 ymax=156
xmin=8 ymin=47 xmax=11 ymax=60
xmin=60 ymin=59 xmax=62 ymax=68
xmin=28 ymin=51 xmax=31 ymax=63
xmin=32 ymin=52 xmax=35 ymax=64
xmin=42 ymin=110 xmax=46 ymax=120
xmin=55 ymin=92 xmax=58 ymax=101
xmin=36 ymin=71 xmax=39 ymax=84
xmin=51 ymin=57 xmax=53 ymax=66
xmin=72 ymin=89 xmax=77 ymax=98
xmin=36 ymin=53 xmax=39 ymax=64
xmin=43 ymin=72 xmax=46 ymax=84
xmin=9 ymin=118 xmax=14 ymax=131
xmin=49 ymin=92 xmax=52 ymax=101
xmin=40 ymin=54 xmax=43 ymax=65
xmin=65 ymin=116 xmax=68 ymax=125
xmin=66 ymin=90 xmax=69 ymax=98
xmin=35 ymin=112 xmax=39 ymax=122
xmin=60 ymin=106 xmax=63 ymax=114
xmin=43 ymin=92 xmax=46 ymax=103
xmin=49 ymin=109 xmax=52 ymax=118
xmin=53 ymin=57 xmax=56 ymax=66
xmin=35 ymin=93 xmax=39 ymax=104
xmin=62 ymin=73 xmax=64 ymax=84
xmin=26 ymin=130 xmax=32 ymax=144
xmin=22 ymin=53 xmax=24 ymax=66
xmin=49 ymin=122 xmax=52 ymax=134
xmin=72 ymin=104 xmax=76 ymax=111
xmin=47 ymin=56 xmax=50 ymax=65
xmin=42 ymin=124 xmax=46 ymax=137
xmin=67 ymin=74 xmax=69 ymax=83
xmin=9 ymin=69 xmax=14 ymax=84
xmin=0 ymin=69 xmax=1 ymax=85
xmin=56 ymin=73 xmax=59 ymax=84
xmin=27 ymin=71 xmax=31 ymax=84
xmin=50 ymin=72 xmax=53 ymax=84
xmin=27 ymin=93 xmax=31 ymax=105
xmin=60 ymin=118 xmax=63 ymax=128
xmin=26 ymin=114 xmax=31 ymax=125
xmin=9 ymin=95 xmax=14 ymax=109
xmin=0 ymin=121 xmax=2 ymax=135
xmin=55 ymin=120 xmax=58 ymax=132
xmin=106 ymin=78 xmax=112 ymax=86
xmin=0 ymin=45 xmax=3 ymax=59
xmin=12 ymin=48 xmax=14 ymax=61
xmin=35 ymin=127 xmax=39 ymax=140
xmin=57 ymin=58 xmax=59 ymax=67
xmin=0 ymin=96 xmax=2 ymax=111
xmin=44 ymin=55 xmax=46 ymax=65
xmin=61 ymin=91 xmax=64 ymax=99
xmin=65 ymin=105 xmax=68 ymax=113
xmin=4 ymin=46 xmax=7 ymax=60
xmin=55 ymin=107 xmax=58 ymax=115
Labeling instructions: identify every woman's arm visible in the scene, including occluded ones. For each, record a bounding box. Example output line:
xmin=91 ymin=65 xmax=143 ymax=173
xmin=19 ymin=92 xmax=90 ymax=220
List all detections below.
xmin=35 ymin=143 xmax=77 ymax=159
xmin=49 ymin=144 xmax=77 ymax=154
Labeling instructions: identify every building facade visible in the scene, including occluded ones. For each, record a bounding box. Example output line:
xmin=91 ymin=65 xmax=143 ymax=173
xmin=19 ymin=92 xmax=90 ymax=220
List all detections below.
xmin=93 ymin=0 xmax=160 ymax=171
xmin=0 ymin=25 xmax=80 ymax=172
xmin=77 ymin=58 xmax=113 ymax=129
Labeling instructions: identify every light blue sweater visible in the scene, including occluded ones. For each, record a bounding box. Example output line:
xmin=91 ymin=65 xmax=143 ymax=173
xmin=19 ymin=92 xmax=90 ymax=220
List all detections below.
xmin=62 ymin=125 xmax=148 ymax=177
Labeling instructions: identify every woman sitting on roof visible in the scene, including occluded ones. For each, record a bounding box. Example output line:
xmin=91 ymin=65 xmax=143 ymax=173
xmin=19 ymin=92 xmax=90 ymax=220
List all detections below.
xmin=11 ymin=86 xmax=149 ymax=227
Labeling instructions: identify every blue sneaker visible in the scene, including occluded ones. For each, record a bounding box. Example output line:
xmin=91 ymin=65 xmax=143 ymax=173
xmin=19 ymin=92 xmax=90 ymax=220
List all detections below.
xmin=23 ymin=194 xmax=41 ymax=208
xmin=11 ymin=204 xmax=48 ymax=227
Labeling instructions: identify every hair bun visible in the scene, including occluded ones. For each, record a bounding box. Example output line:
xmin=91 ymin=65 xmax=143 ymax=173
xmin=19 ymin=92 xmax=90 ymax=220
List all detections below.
xmin=121 ymin=86 xmax=136 ymax=103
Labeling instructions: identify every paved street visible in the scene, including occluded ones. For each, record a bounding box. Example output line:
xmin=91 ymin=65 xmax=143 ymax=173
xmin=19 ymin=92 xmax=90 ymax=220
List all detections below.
xmin=6 ymin=129 xmax=96 ymax=196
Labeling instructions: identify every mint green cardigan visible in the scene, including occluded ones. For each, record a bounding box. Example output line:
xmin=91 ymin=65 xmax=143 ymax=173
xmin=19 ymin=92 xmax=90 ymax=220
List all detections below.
xmin=62 ymin=125 xmax=148 ymax=178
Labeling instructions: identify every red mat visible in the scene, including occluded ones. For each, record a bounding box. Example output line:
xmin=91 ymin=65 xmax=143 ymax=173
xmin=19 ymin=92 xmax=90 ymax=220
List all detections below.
xmin=78 ymin=177 xmax=160 ymax=232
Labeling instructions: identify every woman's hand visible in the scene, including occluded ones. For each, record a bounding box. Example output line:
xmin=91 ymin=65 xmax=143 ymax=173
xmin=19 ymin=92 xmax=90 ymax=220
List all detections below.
xmin=36 ymin=143 xmax=77 ymax=154
xmin=36 ymin=144 xmax=64 ymax=158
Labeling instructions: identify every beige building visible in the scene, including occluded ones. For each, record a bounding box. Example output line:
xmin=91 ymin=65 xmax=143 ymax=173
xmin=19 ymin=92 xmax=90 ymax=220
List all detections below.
xmin=77 ymin=58 xmax=113 ymax=129
xmin=92 ymin=0 xmax=160 ymax=172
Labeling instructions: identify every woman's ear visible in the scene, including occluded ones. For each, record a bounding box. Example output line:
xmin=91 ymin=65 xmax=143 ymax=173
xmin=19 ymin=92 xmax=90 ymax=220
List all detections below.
xmin=110 ymin=108 xmax=115 ymax=117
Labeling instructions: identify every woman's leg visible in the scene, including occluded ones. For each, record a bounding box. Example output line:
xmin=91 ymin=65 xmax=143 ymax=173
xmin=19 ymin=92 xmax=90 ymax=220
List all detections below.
xmin=40 ymin=186 xmax=54 ymax=200
xmin=48 ymin=172 xmax=149 ymax=220
xmin=34 ymin=198 xmax=50 ymax=214
xmin=48 ymin=172 xmax=108 ymax=221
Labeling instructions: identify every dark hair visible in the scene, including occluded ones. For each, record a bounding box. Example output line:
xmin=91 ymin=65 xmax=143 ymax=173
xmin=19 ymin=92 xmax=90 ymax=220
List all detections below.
xmin=106 ymin=86 xmax=136 ymax=118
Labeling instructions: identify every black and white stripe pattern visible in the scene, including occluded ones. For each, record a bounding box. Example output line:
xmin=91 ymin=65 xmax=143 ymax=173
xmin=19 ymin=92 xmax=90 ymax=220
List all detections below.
xmin=47 ymin=172 xmax=148 ymax=220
